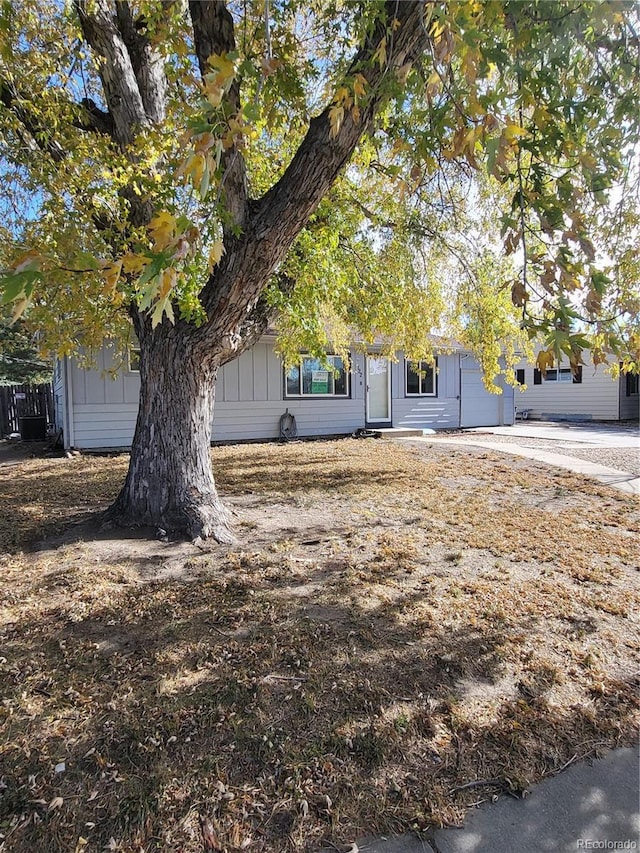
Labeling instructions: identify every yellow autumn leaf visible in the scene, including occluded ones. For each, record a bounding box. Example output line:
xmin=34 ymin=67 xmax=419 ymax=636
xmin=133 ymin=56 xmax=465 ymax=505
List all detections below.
xmin=373 ymin=37 xmax=387 ymax=69
xmin=148 ymin=211 xmax=177 ymax=250
xmin=204 ymin=79 xmax=224 ymax=108
xmin=207 ymin=53 xmax=236 ymax=84
xmin=121 ymin=253 xmax=148 ymax=274
xmin=194 ymin=132 xmax=216 ymax=153
xmin=503 ymin=123 xmax=529 ymax=142
xmin=151 ymin=295 xmax=175 ymax=329
xmin=158 ymin=266 xmax=177 ymax=299
xmin=189 ymin=152 xmax=207 ymax=189
xmin=102 ymin=259 xmax=122 ymax=291
xmin=208 ymin=240 xmax=225 ymax=270
xmin=328 ymin=105 xmax=344 ymax=138
xmin=353 ymin=74 xmax=367 ymax=100
xmin=532 ymin=105 xmax=551 ymax=130
xmin=462 ymin=127 xmax=477 ymax=154
xmin=536 ymin=350 xmax=554 ymax=373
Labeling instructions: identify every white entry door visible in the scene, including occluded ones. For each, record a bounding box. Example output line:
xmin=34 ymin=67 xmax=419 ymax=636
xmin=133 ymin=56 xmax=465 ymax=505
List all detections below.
xmin=366 ymin=356 xmax=392 ymax=425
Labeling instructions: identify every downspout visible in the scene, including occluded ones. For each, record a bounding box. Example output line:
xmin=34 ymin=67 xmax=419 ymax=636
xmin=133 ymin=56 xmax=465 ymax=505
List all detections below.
xmin=63 ymin=356 xmax=75 ymax=450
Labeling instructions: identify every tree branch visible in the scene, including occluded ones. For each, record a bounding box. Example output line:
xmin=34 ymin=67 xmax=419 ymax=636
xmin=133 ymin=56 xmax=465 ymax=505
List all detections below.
xmin=76 ymin=97 xmax=115 ymax=135
xmin=114 ymin=0 xmax=167 ymax=124
xmin=194 ymin=1 xmax=431 ymax=355
xmin=188 ymin=0 xmax=248 ymax=230
xmin=74 ymin=0 xmax=153 ymax=146
xmin=250 ymin=1 xmax=429 ymax=244
xmin=0 ymin=79 xmax=66 ymax=162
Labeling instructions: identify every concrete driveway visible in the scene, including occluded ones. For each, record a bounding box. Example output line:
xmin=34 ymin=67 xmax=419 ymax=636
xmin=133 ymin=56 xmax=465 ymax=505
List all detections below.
xmin=467 ymin=420 xmax=640 ymax=448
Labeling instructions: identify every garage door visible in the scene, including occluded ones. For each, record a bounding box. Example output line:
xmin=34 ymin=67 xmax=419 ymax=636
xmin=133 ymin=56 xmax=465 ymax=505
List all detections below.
xmin=460 ymin=368 xmax=501 ymax=427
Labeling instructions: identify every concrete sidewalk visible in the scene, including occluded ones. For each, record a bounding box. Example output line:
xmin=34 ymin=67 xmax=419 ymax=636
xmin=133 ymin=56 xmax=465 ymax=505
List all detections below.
xmin=347 ymin=744 xmax=639 ymax=853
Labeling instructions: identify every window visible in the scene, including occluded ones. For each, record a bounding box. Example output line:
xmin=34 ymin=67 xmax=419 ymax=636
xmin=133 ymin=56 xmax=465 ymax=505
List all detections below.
xmin=544 ymin=367 xmax=572 ymax=382
xmin=534 ymin=365 xmax=582 ymax=384
xmin=285 ymin=355 xmax=349 ymax=397
xmin=515 ymin=368 xmax=526 ymax=385
xmin=627 ymin=373 xmax=639 ymax=396
xmin=405 ymin=359 xmax=436 ymax=396
xmin=544 ymin=367 xmax=582 ymax=384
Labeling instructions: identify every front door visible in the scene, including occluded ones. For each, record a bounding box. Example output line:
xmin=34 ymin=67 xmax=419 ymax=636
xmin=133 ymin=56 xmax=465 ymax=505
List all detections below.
xmin=366 ymin=356 xmax=392 ymax=425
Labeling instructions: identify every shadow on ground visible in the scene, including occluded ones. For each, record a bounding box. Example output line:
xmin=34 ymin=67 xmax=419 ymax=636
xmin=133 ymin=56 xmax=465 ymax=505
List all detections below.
xmin=1 ymin=558 xmax=637 ymax=853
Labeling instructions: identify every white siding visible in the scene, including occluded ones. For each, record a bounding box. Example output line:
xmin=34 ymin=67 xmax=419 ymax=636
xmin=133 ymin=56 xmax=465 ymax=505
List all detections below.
xmin=66 ymin=344 xmax=367 ymax=449
xmin=619 ymin=376 xmax=639 ymax=420
xmin=459 ymin=357 xmax=514 ymax=428
xmin=392 ymin=354 xmax=460 ymax=429
xmin=73 ymin=404 xmax=139 ymax=448
xmin=517 ymin=355 xmax=620 ymax=420
xmin=391 ymin=355 xmax=514 ymax=430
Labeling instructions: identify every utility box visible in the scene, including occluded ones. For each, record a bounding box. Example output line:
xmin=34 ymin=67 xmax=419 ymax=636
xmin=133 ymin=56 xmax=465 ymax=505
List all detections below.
xmin=20 ymin=415 xmax=47 ymax=441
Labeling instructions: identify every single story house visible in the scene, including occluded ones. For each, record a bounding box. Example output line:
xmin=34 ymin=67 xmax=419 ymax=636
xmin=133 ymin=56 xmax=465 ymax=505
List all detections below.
xmin=514 ymin=351 xmax=639 ymax=422
xmin=53 ymin=335 xmax=515 ymax=450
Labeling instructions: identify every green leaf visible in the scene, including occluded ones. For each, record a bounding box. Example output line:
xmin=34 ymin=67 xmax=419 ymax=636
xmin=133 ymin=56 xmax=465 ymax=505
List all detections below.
xmin=0 ymin=270 xmax=40 ymax=304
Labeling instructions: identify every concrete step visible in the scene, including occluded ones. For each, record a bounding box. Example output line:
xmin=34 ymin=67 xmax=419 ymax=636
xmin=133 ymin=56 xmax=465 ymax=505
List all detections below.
xmin=376 ymin=428 xmax=425 ymax=438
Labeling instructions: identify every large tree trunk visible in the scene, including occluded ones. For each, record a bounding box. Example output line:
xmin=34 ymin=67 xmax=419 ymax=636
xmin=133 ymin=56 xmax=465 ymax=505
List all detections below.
xmin=106 ymin=326 xmax=234 ymax=544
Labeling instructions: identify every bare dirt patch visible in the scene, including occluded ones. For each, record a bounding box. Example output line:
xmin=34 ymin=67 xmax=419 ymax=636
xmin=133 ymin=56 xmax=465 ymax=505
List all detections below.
xmin=0 ymin=439 xmax=638 ymax=852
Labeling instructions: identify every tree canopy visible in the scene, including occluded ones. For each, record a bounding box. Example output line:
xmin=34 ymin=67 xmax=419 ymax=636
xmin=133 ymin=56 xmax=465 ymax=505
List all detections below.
xmin=0 ymin=321 xmax=52 ymax=385
xmin=0 ymin=319 xmax=52 ymax=385
xmin=1 ymin=0 xmax=638 ymax=380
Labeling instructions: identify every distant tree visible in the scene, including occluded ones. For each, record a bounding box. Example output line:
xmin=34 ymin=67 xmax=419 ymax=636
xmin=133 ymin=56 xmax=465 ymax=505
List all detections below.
xmin=0 ymin=1 xmax=638 ymax=541
xmin=0 ymin=319 xmax=51 ymax=385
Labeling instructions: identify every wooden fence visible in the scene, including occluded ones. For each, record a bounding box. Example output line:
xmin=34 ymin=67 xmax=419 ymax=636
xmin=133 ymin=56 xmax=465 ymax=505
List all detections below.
xmin=0 ymin=383 xmax=54 ymax=437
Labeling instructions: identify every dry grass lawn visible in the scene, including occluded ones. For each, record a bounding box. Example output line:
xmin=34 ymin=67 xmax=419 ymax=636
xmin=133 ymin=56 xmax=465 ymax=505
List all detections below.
xmin=0 ymin=438 xmax=638 ymax=853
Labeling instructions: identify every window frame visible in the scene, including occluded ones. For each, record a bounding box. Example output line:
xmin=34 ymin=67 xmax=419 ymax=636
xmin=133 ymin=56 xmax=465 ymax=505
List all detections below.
xmin=284 ymin=354 xmax=350 ymax=399
xmin=626 ymin=372 xmax=639 ymax=397
xmin=405 ymin=358 xmax=437 ymax=397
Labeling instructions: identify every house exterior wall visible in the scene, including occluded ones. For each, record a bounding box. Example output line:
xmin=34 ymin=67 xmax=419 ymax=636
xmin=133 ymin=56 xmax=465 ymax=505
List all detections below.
xmin=515 ymin=355 xmax=620 ymax=421
xmin=62 ymin=342 xmax=367 ymax=449
xmin=60 ymin=341 xmax=513 ymax=449
xmin=391 ymin=355 xmax=461 ymax=430
xmin=619 ymin=374 xmax=640 ymax=420
xmin=212 ymin=344 xmax=366 ymax=442
xmin=460 ymin=358 xmax=514 ymax=428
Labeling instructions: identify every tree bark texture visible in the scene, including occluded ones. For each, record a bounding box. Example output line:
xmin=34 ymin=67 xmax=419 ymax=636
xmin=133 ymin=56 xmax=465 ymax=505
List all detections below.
xmin=106 ymin=328 xmax=234 ymax=543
